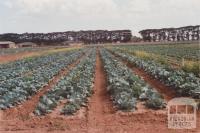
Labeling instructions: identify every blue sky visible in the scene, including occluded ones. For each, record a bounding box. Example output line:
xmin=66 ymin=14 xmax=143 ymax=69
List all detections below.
xmin=0 ymin=0 xmax=199 ymax=35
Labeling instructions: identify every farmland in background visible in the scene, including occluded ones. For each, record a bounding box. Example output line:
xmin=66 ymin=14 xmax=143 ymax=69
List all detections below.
xmin=112 ymin=43 xmax=200 ymax=76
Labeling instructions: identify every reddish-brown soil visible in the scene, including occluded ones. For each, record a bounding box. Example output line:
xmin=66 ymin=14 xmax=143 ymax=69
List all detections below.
xmin=0 ymin=49 xmax=199 ymax=133
xmin=0 ymin=52 xmax=40 ymax=64
xmin=109 ymin=50 xmax=177 ymax=101
xmin=86 ymin=49 xmax=115 ymax=132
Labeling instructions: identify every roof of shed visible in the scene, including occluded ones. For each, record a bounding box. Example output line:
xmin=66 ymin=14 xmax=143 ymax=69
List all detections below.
xmin=0 ymin=41 xmax=15 ymax=45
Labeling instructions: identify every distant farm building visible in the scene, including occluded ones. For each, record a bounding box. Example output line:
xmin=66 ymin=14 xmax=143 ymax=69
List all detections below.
xmin=0 ymin=41 xmax=16 ymax=48
xmin=18 ymin=42 xmax=37 ymax=47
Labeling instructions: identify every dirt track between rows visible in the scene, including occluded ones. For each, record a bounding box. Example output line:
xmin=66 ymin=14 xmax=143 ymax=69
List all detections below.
xmin=109 ymin=50 xmax=177 ymax=101
xmin=86 ymin=49 xmax=115 ymax=132
xmin=0 ymin=48 xmax=199 ymax=133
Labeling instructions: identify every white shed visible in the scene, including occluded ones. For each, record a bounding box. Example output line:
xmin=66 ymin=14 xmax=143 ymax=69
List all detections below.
xmin=0 ymin=41 xmax=16 ymax=48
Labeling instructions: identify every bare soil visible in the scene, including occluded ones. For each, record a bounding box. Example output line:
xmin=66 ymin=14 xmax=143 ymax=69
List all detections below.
xmin=86 ymin=49 xmax=115 ymax=132
xmin=0 ymin=49 xmax=199 ymax=133
xmin=110 ymin=51 xmax=177 ymax=101
xmin=0 ymin=52 xmax=40 ymax=64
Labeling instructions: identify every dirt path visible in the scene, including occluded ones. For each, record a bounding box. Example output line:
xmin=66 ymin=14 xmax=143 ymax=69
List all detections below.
xmin=1 ymin=53 xmax=86 ymax=120
xmin=0 ymin=52 xmax=41 ymax=64
xmin=49 ymin=99 xmax=68 ymax=117
xmin=109 ymin=50 xmax=177 ymax=101
xmin=86 ymin=48 xmax=115 ymax=133
xmin=125 ymin=62 xmax=176 ymax=101
xmin=0 ymin=47 xmax=76 ymax=64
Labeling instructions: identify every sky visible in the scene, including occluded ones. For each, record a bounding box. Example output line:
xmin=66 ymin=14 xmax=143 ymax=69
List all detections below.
xmin=0 ymin=0 xmax=199 ymax=36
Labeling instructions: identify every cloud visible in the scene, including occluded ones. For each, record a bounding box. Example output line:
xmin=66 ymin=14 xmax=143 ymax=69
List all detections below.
xmin=1 ymin=0 xmax=200 ymax=34
xmin=11 ymin=0 xmax=117 ymax=16
xmin=4 ymin=1 xmax=13 ymax=9
xmin=15 ymin=0 xmax=56 ymax=13
xmin=129 ymin=0 xmax=151 ymax=13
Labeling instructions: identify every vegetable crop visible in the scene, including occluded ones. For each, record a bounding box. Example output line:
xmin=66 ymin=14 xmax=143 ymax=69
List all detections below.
xmin=100 ymin=48 xmax=165 ymax=111
xmin=109 ymin=48 xmax=200 ymax=99
xmin=34 ymin=48 xmax=96 ymax=115
xmin=0 ymin=49 xmax=86 ymax=109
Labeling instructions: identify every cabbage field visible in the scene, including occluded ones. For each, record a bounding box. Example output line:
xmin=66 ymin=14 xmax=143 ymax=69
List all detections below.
xmin=108 ymin=47 xmax=200 ymax=99
xmin=115 ymin=43 xmax=200 ymax=76
xmin=0 ymin=49 xmax=88 ymax=109
xmin=0 ymin=44 xmax=199 ymax=132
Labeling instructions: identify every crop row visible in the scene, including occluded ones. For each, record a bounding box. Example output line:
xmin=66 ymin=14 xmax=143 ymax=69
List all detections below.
xmin=34 ymin=48 xmax=96 ymax=115
xmin=0 ymin=49 xmax=87 ymax=109
xmin=0 ymin=49 xmax=80 ymax=83
xmin=100 ymin=48 xmax=165 ymax=111
xmin=109 ymin=48 xmax=200 ymax=99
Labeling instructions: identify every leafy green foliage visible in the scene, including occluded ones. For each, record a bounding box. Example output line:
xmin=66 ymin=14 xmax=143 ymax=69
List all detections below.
xmin=100 ymin=49 xmax=165 ymax=111
xmin=34 ymin=48 xmax=96 ymax=115
xmin=0 ymin=49 xmax=86 ymax=109
xmin=110 ymin=48 xmax=200 ymax=99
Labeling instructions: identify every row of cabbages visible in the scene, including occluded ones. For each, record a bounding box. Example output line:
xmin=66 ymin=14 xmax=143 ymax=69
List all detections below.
xmin=100 ymin=48 xmax=165 ymax=111
xmin=0 ymin=49 xmax=79 ymax=82
xmin=110 ymin=48 xmax=200 ymax=99
xmin=0 ymin=49 xmax=86 ymax=109
xmin=34 ymin=48 xmax=96 ymax=115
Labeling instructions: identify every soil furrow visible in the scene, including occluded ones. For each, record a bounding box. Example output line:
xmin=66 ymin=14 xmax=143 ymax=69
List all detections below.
xmin=48 ymin=99 xmax=68 ymax=117
xmin=86 ymin=48 xmax=115 ymax=133
xmin=0 ymin=52 xmax=39 ymax=64
xmin=108 ymin=50 xmax=177 ymax=101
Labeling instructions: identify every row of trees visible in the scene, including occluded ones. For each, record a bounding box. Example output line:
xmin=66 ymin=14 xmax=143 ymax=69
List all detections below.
xmin=139 ymin=25 xmax=200 ymax=42
xmin=0 ymin=30 xmax=132 ymax=44
xmin=1 ymin=25 xmax=199 ymax=43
